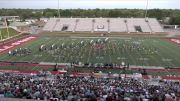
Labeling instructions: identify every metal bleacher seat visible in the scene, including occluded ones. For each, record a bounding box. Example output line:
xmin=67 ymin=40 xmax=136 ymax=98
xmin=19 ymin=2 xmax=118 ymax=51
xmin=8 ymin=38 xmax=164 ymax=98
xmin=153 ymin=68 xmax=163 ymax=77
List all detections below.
xmin=110 ymin=18 xmax=127 ymax=32
xmin=148 ymin=18 xmax=164 ymax=32
xmin=75 ymin=18 xmax=93 ymax=32
xmin=43 ymin=18 xmax=57 ymax=32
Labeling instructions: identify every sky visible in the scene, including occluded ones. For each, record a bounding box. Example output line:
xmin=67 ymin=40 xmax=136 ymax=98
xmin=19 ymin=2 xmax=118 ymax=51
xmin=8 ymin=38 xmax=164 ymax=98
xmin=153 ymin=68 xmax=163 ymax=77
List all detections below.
xmin=0 ymin=0 xmax=180 ymax=9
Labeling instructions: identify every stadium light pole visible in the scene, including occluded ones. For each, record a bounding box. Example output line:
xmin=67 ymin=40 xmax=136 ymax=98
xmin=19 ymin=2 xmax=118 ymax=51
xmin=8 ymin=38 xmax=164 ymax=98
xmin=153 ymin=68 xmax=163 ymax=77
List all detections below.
xmin=58 ymin=0 xmax=61 ymax=18
xmin=145 ymin=0 xmax=149 ymax=19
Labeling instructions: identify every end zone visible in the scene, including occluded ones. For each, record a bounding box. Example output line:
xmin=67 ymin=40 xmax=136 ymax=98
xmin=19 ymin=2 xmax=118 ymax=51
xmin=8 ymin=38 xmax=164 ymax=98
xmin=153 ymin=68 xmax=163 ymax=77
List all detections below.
xmin=168 ymin=38 xmax=180 ymax=46
xmin=0 ymin=35 xmax=37 ymax=54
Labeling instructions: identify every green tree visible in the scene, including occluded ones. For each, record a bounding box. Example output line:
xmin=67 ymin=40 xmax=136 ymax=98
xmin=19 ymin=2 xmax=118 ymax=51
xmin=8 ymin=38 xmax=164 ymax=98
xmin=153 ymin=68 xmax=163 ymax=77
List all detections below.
xmin=148 ymin=9 xmax=163 ymax=20
xmin=169 ymin=16 xmax=180 ymax=25
xmin=45 ymin=12 xmax=54 ymax=18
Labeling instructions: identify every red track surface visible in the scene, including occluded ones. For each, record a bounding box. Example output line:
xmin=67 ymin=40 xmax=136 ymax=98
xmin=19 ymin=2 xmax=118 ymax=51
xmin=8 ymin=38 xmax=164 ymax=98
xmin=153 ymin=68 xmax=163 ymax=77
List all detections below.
xmin=1 ymin=62 xmax=180 ymax=72
xmin=0 ymin=61 xmax=180 ymax=80
xmin=161 ymin=76 xmax=180 ymax=80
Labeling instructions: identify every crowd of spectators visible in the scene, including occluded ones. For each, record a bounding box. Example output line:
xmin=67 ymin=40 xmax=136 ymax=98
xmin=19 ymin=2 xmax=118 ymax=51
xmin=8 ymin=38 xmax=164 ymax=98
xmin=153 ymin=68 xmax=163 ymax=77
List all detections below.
xmin=0 ymin=73 xmax=179 ymax=101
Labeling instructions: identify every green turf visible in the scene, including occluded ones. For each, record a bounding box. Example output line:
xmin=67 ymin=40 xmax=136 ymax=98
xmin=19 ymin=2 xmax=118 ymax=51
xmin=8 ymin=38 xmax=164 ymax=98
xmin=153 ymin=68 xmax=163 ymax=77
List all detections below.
xmin=0 ymin=28 xmax=19 ymax=39
xmin=0 ymin=36 xmax=180 ymax=68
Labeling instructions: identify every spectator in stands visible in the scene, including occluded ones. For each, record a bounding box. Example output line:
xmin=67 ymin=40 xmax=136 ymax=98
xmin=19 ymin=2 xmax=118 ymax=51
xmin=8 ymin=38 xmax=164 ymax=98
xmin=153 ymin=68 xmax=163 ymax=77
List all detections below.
xmin=0 ymin=73 xmax=179 ymax=101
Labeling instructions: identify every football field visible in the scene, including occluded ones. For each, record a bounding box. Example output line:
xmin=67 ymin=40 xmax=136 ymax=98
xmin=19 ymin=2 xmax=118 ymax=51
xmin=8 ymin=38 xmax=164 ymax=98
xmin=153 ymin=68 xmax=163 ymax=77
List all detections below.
xmin=0 ymin=36 xmax=180 ymax=68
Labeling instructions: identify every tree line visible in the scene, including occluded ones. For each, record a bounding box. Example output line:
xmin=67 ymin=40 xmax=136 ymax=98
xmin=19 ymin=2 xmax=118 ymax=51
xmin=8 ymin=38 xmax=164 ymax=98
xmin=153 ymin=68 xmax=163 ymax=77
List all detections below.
xmin=0 ymin=9 xmax=180 ymax=25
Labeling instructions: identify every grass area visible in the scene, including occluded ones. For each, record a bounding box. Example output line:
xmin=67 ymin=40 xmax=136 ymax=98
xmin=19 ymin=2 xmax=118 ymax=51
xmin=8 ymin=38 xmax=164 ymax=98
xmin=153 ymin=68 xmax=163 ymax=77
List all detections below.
xmin=147 ymin=71 xmax=180 ymax=76
xmin=0 ymin=36 xmax=180 ymax=68
xmin=0 ymin=28 xmax=19 ymax=40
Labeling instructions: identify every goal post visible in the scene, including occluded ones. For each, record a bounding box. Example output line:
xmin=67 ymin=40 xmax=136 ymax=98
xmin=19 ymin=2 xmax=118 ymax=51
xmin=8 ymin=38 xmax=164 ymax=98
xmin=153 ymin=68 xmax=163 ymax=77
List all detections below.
xmin=4 ymin=18 xmax=10 ymax=38
xmin=0 ymin=30 xmax=2 ymax=40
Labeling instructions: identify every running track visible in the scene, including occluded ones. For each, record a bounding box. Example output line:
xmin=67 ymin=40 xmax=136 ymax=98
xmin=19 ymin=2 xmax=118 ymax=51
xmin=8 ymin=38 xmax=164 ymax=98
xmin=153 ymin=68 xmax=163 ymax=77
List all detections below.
xmin=0 ymin=61 xmax=180 ymax=80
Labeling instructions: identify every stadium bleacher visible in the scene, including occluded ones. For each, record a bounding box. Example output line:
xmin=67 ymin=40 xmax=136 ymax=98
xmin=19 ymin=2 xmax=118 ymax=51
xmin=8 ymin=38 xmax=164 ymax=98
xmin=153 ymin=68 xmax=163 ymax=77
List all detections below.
xmin=43 ymin=18 xmax=57 ymax=32
xmin=75 ymin=18 xmax=93 ymax=32
xmin=127 ymin=18 xmax=151 ymax=32
xmin=148 ymin=18 xmax=164 ymax=32
xmin=53 ymin=18 xmax=76 ymax=32
xmin=93 ymin=18 xmax=108 ymax=32
xmin=43 ymin=18 xmax=164 ymax=33
xmin=110 ymin=18 xmax=127 ymax=32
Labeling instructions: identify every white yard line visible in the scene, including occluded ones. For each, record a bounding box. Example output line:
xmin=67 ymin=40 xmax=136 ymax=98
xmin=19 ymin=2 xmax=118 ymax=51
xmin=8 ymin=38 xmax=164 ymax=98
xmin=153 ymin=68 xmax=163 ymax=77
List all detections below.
xmin=70 ymin=36 xmax=132 ymax=39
